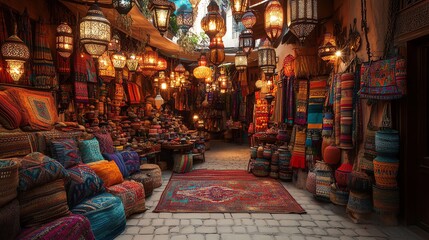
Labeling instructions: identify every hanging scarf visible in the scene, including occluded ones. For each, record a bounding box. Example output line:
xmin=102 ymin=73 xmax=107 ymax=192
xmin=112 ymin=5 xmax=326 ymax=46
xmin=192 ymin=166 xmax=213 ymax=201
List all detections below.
xmin=0 ymin=9 xmax=13 ymax=83
xmin=294 ymin=79 xmax=308 ymax=125
xmin=33 ymin=20 xmax=56 ymax=89
xmin=285 ymin=75 xmax=295 ymax=125
xmin=73 ymin=49 xmax=96 ymax=83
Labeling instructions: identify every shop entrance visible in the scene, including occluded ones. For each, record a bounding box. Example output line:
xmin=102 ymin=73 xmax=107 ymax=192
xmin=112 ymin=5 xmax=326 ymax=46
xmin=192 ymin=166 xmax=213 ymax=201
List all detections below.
xmin=403 ymin=35 xmax=429 ymax=231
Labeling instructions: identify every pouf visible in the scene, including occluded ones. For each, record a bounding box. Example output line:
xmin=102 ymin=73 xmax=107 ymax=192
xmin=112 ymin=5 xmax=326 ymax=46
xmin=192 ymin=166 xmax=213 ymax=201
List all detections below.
xmin=0 ymin=199 xmax=20 ymax=240
xmin=140 ymin=164 xmax=162 ymax=188
xmin=16 ymin=214 xmax=95 ymax=240
xmin=19 ymin=179 xmax=70 ymax=227
xmin=107 ymin=180 xmax=146 ymax=217
xmin=71 ymin=193 xmax=126 ymax=240
xmin=128 ymin=172 xmax=154 ymax=197
xmin=173 ymin=153 xmax=193 ymax=173
xmin=251 ymin=158 xmax=270 ymax=177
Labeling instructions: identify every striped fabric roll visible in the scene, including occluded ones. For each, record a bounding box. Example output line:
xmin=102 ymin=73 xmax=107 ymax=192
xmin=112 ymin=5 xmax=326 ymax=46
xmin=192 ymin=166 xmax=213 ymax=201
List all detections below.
xmin=334 ymin=74 xmax=342 ymax=145
xmin=339 ymin=73 xmax=355 ymax=149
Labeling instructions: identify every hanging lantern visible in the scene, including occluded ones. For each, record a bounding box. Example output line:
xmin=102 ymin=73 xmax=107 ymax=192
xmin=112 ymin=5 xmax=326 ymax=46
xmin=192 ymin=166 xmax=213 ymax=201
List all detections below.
xmin=239 ymin=29 xmax=254 ymax=55
xmin=289 ymin=0 xmax=318 ymax=43
xmin=142 ymin=48 xmax=159 ymax=69
xmin=177 ymin=8 xmax=193 ymax=33
xmin=193 ymin=57 xmax=212 ymax=79
xmin=111 ymin=51 xmax=127 ymax=70
xmin=241 ymin=10 xmax=256 ymax=29
xmin=231 ymin=0 xmax=249 ymax=23
xmin=189 ymin=0 xmax=201 ymax=8
xmin=141 ymin=69 xmax=157 ymax=77
xmin=318 ymin=33 xmax=337 ymax=63
xmin=80 ymin=4 xmax=111 ymax=57
xmin=154 ymin=93 xmax=164 ymax=109
xmin=149 ymin=0 xmax=176 ymax=36
xmin=56 ymin=22 xmax=73 ymax=58
xmin=209 ymin=37 xmax=225 ymax=66
xmin=258 ymin=39 xmax=276 ymax=78
xmin=1 ymin=34 xmax=30 ymax=82
xmin=126 ymin=53 xmax=139 ymax=72
xmin=156 ymin=57 xmax=167 ymax=71
xmin=201 ymin=0 xmax=225 ymax=39
xmin=174 ymin=63 xmax=186 ymax=73
xmin=235 ymin=51 xmax=247 ymax=72
xmin=113 ymin=0 xmax=133 ymax=15
xmin=205 ymin=77 xmax=213 ymax=84
xmin=98 ymin=52 xmax=111 ymax=70
xmin=108 ymin=34 xmax=121 ymax=53
xmin=264 ymin=0 xmax=284 ymax=43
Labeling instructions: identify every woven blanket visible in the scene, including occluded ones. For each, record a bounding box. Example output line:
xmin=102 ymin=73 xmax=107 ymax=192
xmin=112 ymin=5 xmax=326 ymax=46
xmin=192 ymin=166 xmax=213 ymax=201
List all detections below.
xmin=19 ymin=179 xmax=70 ymax=227
xmin=71 ymin=193 xmax=126 ymax=240
xmin=32 ymin=21 xmax=56 ymax=89
xmin=294 ymin=79 xmax=308 ymax=125
xmin=0 ymin=131 xmax=36 ymax=158
xmin=307 ymin=103 xmax=324 ymax=130
xmin=339 ymin=73 xmax=354 ymax=149
xmin=73 ymin=51 xmax=96 ymax=83
xmin=107 ymin=180 xmax=146 ymax=217
xmin=127 ymin=82 xmax=142 ymax=105
xmin=334 ymin=74 xmax=342 ymax=145
xmin=35 ymin=130 xmax=83 ymax=154
xmin=290 ymin=128 xmax=307 ymax=169
xmin=17 ymin=214 xmax=95 ymax=240
xmin=74 ymin=81 xmax=89 ymax=103
xmin=285 ymin=76 xmax=295 ymax=125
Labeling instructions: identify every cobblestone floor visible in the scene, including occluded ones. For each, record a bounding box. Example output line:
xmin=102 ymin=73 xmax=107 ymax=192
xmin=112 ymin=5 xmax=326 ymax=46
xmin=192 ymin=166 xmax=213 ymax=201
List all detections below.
xmin=117 ymin=141 xmax=426 ymax=240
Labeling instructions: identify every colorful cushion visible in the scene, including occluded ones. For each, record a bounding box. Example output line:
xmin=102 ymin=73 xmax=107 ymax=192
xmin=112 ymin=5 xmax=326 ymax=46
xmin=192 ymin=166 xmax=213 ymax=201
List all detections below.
xmin=0 ymin=132 xmax=36 ymax=159
xmin=7 ymin=88 xmax=58 ymax=131
xmin=17 ymin=214 xmax=95 ymax=240
xmin=34 ymin=130 xmax=83 ymax=155
xmin=173 ymin=153 xmax=193 ymax=173
xmin=94 ymin=132 xmax=115 ymax=154
xmin=50 ymin=139 xmax=81 ymax=168
xmin=66 ymin=164 xmax=105 ymax=208
xmin=0 ymin=90 xmax=22 ymax=130
xmin=107 ymin=180 xmax=145 ymax=217
xmin=0 ymin=199 xmax=20 ymax=240
xmin=19 ymin=179 xmax=70 ymax=227
xmin=79 ymin=138 xmax=104 ymax=164
xmin=88 ymin=161 xmax=124 ymax=187
xmin=19 ymin=152 xmax=69 ymax=192
xmin=71 ymin=193 xmax=126 ymax=240
xmin=119 ymin=150 xmax=140 ymax=175
xmin=102 ymin=152 xmax=129 ymax=178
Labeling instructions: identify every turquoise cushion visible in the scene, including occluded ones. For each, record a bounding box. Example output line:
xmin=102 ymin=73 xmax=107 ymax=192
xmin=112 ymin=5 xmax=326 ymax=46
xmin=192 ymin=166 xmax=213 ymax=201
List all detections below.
xmin=79 ymin=138 xmax=104 ymax=164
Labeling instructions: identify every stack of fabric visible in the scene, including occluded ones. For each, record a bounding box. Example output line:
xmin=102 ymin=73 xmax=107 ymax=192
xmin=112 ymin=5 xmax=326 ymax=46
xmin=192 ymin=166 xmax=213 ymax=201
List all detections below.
xmin=339 ymin=73 xmax=355 ymax=149
xmin=295 ymin=80 xmax=308 ymax=125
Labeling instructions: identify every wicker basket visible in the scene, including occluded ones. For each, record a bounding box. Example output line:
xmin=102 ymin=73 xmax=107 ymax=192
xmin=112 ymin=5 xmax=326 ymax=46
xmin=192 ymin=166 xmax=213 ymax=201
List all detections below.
xmin=306 ymin=171 xmax=317 ymax=194
xmin=375 ymin=129 xmax=400 ymax=156
xmin=346 ymin=190 xmax=372 ymax=214
xmin=0 ymin=159 xmax=19 ymax=208
xmin=252 ymin=158 xmax=270 ymax=177
xmin=315 ymin=168 xmax=333 ymax=202
xmin=330 ymin=183 xmax=349 ymax=206
xmin=373 ymin=185 xmax=399 ymax=214
xmin=348 ymin=171 xmax=372 ymax=193
xmin=373 ymin=156 xmax=399 ymax=188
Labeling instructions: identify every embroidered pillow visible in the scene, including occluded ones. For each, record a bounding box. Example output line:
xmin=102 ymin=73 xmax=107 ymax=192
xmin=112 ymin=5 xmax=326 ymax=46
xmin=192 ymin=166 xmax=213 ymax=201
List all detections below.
xmin=102 ymin=152 xmax=129 ymax=178
xmin=50 ymin=139 xmax=81 ymax=168
xmin=66 ymin=164 xmax=105 ymax=208
xmin=94 ymin=132 xmax=115 ymax=154
xmin=88 ymin=161 xmax=124 ymax=187
xmin=79 ymin=138 xmax=104 ymax=164
xmin=0 ymin=91 xmax=22 ymax=130
xmin=119 ymin=150 xmax=140 ymax=175
xmin=7 ymin=88 xmax=58 ymax=131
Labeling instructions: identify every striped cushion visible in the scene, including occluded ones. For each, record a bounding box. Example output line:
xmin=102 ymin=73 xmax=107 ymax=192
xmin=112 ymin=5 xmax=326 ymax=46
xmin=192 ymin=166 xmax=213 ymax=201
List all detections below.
xmin=107 ymin=180 xmax=145 ymax=217
xmin=71 ymin=193 xmax=126 ymax=240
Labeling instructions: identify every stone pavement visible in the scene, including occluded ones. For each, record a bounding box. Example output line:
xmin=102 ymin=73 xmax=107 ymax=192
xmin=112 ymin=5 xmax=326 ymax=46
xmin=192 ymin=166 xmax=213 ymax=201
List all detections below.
xmin=117 ymin=141 xmax=426 ymax=240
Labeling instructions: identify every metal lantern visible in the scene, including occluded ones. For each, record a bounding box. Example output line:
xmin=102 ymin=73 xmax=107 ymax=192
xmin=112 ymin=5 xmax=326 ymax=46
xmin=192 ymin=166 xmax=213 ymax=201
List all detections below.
xmin=1 ymin=34 xmax=30 ymax=82
xmin=258 ymin=39 xmax=276 ymax=77
xmin=241 ymin=10 xmax=256 ymax=29
xmin=98 ymin=53 xmax=111 ymax=70
xmin=239 ymin=29 xmax=254 ymax=55
xmin=111 ymin=51 xmax=127 ymax=70
xmin=142 ymin=48 xmax=159 ymax=69
xmin=289 ymin=0 xmax=318 ymax=43
xmin=80 ymin=4 xmax=111 ymax=58
xmin=177 ymin=8 xmax=193 ymax=33
xmin=318 ymin=33 xmax=337 ymax=63
xmin=149 ymin=0 xmax=176 ymax=36
xmin=126 ymin=53 xmax=139 ymax=72
xmin=154 ymin=93 xmax=164 ymax=109
xmin=113 ymin=0 xmax=133 ymax=15
xmin=235 ymin=51 xmax=247 ymax=72
xmin=264 ymin=0 xmax=284 ymax=43
xmin=201 ymin=0 xmax=225 ymax=39
xmin=108 ymin=34 xmax=121 ymax=53
xmin=56 ymin=22 xmax=73 ymax=58
xmin=231 ymin=0 xmax=249 ymax=23
xmin=156 ymin=57 xmax=167 ymax=71
xmin=193 ymin=53 xmax=212 ymax=79
xmin=209 ymin=37 xmax=225 ymax=66
xmin=174 ymin=63 xmax=186 ymax=73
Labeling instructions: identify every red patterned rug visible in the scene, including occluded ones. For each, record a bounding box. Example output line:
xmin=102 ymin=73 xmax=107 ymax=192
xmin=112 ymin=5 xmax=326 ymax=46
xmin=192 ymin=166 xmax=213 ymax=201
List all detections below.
xmin=154 ymin=170 xmax=306 ymax=213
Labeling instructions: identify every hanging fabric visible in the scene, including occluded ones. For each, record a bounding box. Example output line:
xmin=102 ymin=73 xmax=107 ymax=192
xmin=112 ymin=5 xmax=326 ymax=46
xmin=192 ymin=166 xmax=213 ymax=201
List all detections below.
xmin=33 ymin=20 xmax=57 ymax=89
xmin=307 ymin=77 xmax=327 ymax=130
xmin=18 ymin=8 xmax=33 ymax=85
xmin=295 ymin=79 xmax=308 ymax=125
xmin=339 ymin=73 xmax=355 ymax=149
xmin=334 ymin=74 xmax=342 ymax=145
xmin=73 ymin=50 xmax=96 ymax=83
xmin=56 ymin=53 xmax=71 ymax=76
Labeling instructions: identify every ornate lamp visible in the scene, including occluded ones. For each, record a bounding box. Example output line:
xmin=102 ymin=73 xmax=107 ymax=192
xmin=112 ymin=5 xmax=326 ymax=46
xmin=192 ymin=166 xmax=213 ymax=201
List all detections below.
xmin=289 ymin=0 xmax=318 ymax=43
xmin=177 ymin=8 xmax=193 ymax=33
xmin=142 ymin=48 xmax=159 ymax=69
xmin=174 ymin=63 xmax=186 ymax=73
xmin=113 ymin=0 xmax=133 ymax=15
xmin=126 ymin=53 xmax=139 ymax=72
xmin=111 ymin=51 xmax=127 ymax=70
xmin=154 ymin=93 xmax=164 ymax=109
xmin=264 ymin=0 xmax=284 ymax=43
xmin=318 ymin=33 xmax=337 ymax=63
xmin=234 ymin=51 xmax=247 ymax=72
xmin=231 ymin=0 xmax=249 ymax=23
xmin=258 ymin=39 xmax=276 ymax=78
xmin=239 ymin=29 xmax=254 ymax=55
xmin=149 ymin=0 xmax=176 ymax=36
xmin=193 ymin=53 xmax=212 ymax=79
xmin=241 ymin=10 xmax=256 ymax=29
xmin=201 ymin=0 xmax=225 ymax=39
xmin=209 ymin=37 xmax=225 ymax=66
xmin=1 ymin=34 xmax=30 ymax=82
xmin=156 ymin=57 xmax=167 ymax=71
xmin=108 ymin=34 xmax=121 ymax=53
xmin=56 ymin=22 xmax=73 ymax=58
xmin=98 ymin=52 xmax=111 ymax=70
xmin=80 ymin=4 xmax=111 ymax=57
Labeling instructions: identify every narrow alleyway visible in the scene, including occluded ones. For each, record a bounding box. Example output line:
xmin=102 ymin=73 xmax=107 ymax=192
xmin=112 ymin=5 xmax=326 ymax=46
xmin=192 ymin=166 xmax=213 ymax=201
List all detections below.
xmin=118 ymin=141 xmax=426 ymax=240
